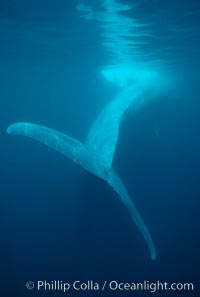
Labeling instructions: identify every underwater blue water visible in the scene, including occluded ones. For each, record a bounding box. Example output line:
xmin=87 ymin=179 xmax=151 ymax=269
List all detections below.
xmin=0 ymin=0 xmax=200 ymax=296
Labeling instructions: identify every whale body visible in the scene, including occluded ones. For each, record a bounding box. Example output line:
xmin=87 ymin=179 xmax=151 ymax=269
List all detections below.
xmin=7 ymin=83 xmax=157 ymax=260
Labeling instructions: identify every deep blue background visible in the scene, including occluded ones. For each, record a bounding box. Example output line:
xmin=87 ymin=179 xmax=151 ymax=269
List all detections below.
xmin=0 ymin=0 xmax=199 ymax=296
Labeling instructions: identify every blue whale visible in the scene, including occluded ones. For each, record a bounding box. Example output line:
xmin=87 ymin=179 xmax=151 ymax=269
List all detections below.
xmin=7 ymin=83 xmax=156 ymax=260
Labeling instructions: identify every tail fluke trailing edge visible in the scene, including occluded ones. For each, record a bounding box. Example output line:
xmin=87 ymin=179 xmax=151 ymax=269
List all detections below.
xmin=108 ymin=169 xmax=157 ymax=260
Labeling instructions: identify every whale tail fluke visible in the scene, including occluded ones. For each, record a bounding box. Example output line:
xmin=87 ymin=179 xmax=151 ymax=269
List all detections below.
xmin=7 ymin=117 xmax=157 ymax=261
xmin=108 ymin=169 xmax=156 ymax=260
xmin=7 ymin=122 xmax=83 ymax=161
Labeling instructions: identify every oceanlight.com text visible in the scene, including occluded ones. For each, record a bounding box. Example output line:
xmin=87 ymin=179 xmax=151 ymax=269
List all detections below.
xmin=26 ymin=280 xmax=194 ymax=293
